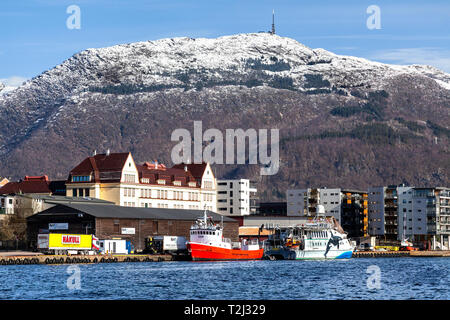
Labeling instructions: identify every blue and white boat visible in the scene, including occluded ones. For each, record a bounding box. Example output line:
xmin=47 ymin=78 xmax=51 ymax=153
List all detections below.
xmin=264 ymin=206 xmax=354 ymax=260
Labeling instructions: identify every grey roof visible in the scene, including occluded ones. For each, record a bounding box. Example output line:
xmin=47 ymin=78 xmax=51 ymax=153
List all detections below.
xmin=26 ymin=194 xmax=115 ymax=205
xmin=30 ymin=203 xmax=237 ymax=222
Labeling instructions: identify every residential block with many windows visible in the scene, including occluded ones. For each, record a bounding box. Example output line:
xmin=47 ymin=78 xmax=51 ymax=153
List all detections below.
xmin=216 ymin=179 xmax=257 ymax=216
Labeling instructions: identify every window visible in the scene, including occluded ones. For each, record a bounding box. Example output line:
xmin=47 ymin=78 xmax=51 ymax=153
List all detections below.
xmin=124 ymin=174 xmax=135 ymax=183
xmin=72 ymin=175 xmax=90 ymax=182
xmin=85 ymin=188 xmax=90 ymax=197
xmin=73 ymin=189 xmax=77 ymax=197
xmin=204 ymin=181 xmax=213 ymax=189
xmin=113 ymin=220 xmax=120 ymax=233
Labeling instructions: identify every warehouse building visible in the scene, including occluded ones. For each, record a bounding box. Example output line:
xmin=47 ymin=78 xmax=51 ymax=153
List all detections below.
xmin=27 ymin=203 xmax=238 ymax=252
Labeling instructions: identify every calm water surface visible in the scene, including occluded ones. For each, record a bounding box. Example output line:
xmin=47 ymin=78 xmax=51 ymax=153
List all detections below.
xmin=0 ymin=258 xmax=448 ymax=300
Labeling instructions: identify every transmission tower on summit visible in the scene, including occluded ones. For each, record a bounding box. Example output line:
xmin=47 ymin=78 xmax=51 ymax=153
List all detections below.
xmin=271 ymin=9 xmax=276 ymax=35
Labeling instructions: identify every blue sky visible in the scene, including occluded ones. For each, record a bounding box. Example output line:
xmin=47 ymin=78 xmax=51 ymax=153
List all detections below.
xmin=1 ymin=0 xmax=449 ymax=86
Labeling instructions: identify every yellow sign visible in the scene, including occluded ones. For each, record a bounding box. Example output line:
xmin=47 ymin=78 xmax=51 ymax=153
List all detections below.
xmin=48 ymin=233 xmax=92 ymax=249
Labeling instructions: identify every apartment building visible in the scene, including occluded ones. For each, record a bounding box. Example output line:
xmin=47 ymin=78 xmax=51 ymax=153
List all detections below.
xmin=286 ymin=188 xmax=321 ymax=217
xmin=368 ymin=186 xmax=398 ymax=241
xmin=372 ymin=185 xmax=450 ymax=248
xmin=287 ymin=188 xmax=368 ymax=238
xmin=216 ymin=179 xmax=257 ymax=216
xmin=65 ymin=152 xmax=217 ymax=211
xmin=340 ymin=190 xmax=369 ymax=238
xmin=409 ymin=187 xmax=450 ymax=249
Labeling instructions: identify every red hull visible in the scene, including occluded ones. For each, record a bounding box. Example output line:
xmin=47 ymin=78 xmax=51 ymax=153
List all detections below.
xmin=187 ymin=242 xmax=264 ymax=261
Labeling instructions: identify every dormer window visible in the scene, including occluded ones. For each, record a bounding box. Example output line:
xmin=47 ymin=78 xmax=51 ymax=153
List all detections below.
xmin=72 ymin=175 xmax=91 ymax=182
xmin=188 ymin=182 xmax=196 ymax=187
xmin=157 ymin=179 xmax=166 ymax=185
xmin=141 ymin=178 xmax=149 ymax=184
xmin=173 ymin=181 xmax=181 ymax=186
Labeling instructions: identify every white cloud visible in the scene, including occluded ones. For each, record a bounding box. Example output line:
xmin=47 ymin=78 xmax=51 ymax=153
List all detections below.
xmin=369 ymin=48 xmax=450 ymax=73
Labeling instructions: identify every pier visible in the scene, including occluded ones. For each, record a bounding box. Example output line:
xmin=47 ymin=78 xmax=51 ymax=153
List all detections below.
xmin=353 ymin=250 xmax=450 ymax=258
xmin=352 ymin=251 xmax=410 ymax=258
xmin=0 ymin=254 xmax=173 ymax=265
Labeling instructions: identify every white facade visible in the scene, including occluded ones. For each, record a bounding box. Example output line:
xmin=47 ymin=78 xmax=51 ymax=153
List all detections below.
xmin=320 ymin=189 xmax=342 ymax=224
xmin=216 ymin=179 xmax=257 ymax=216
xmin=67 ymin=154 xmax=217 ymax=212
xmin=138 ymin=163 xmax=217 ymax=212
xmin=0 ymin=195 xmax=15 ymax=217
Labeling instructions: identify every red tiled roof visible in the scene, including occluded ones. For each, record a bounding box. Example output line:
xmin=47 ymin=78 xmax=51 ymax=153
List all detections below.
xmin=172 ymin=163 xmax=208 ymax=179
xmin=68 ymin=153 xmax=130 ymax=183
xmin=0 ymin=180 xmax=52 ymax=195
xmin=67 ymin=153 xmax=210 ymax=188
xmin=137 ymin=164 xmax=198 ymax=187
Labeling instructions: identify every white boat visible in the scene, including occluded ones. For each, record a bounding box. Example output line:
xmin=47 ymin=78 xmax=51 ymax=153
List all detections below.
xmin=264 ymin=206 xmax=354 ymax=260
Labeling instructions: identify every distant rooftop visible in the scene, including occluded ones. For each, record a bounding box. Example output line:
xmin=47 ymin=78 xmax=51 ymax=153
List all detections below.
xmin=29 ymin=203 xmax=237 ymax=222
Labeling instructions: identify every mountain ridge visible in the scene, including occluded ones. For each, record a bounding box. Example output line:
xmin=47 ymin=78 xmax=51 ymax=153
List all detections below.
xmin=0 ymin=33 xmax=448 ymax=199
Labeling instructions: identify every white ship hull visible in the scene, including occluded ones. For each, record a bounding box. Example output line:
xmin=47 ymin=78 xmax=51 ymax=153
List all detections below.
xmin=294 ymin=248 xmax=353 ymax=259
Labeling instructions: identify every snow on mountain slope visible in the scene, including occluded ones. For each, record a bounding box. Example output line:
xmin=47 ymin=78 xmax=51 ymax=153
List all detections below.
xmin=1 ymin=33 xmax=449 ymax=104
xmin=0 ymin=33 xmax=448 ymax=189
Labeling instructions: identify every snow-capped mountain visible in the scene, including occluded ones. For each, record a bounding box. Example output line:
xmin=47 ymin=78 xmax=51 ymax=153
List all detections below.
xmin=0 ymin=33 xmax=448 ymax=194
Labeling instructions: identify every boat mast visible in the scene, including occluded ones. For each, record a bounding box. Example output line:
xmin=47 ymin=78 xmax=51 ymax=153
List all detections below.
xmin=203 ymin=205 xmax=208 ymax=226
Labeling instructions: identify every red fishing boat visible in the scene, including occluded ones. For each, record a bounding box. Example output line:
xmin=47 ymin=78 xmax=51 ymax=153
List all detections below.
xmin=186 ymin=211 xmax=264 ymax=261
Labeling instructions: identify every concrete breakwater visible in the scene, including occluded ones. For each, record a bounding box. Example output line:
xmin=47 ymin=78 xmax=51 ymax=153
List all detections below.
xmin=0 ymin=254 xmax=173 ymax=265
xmin=353 ymin=250 xmax=450 ymax=258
